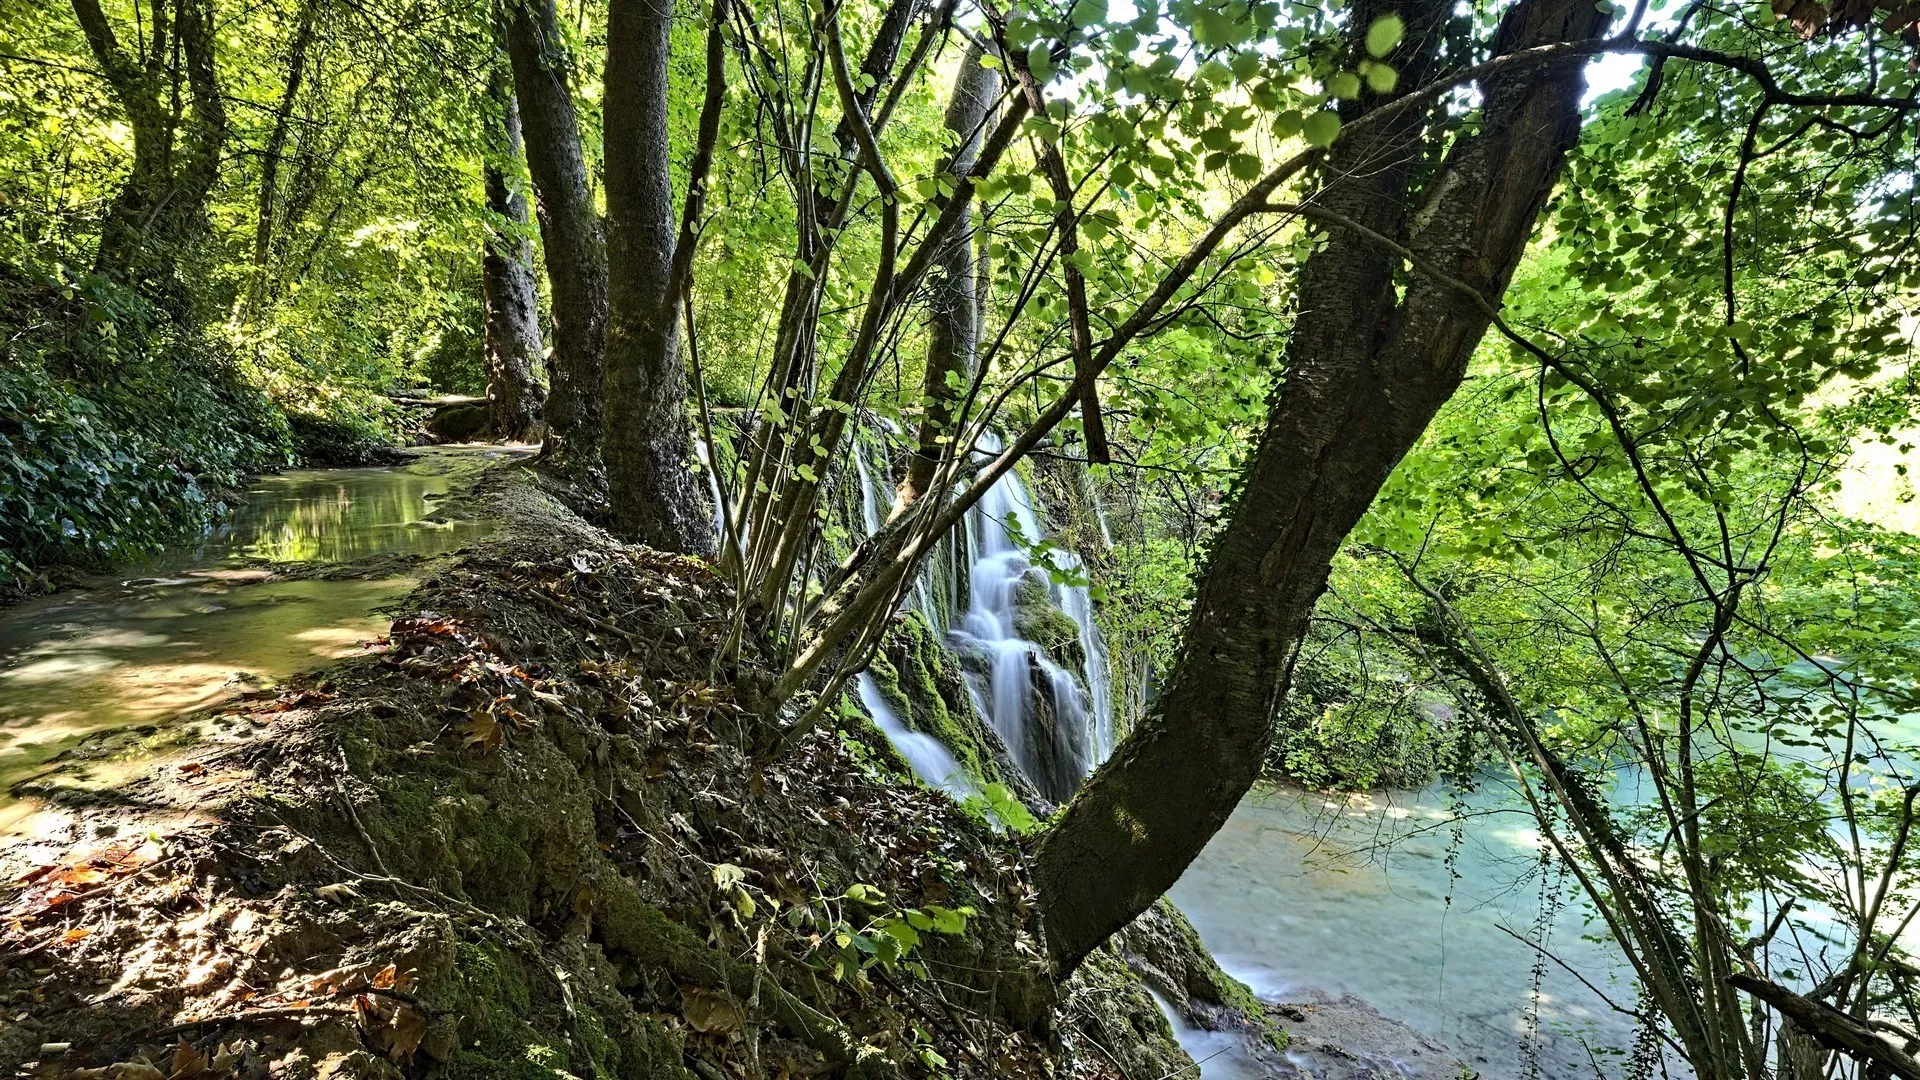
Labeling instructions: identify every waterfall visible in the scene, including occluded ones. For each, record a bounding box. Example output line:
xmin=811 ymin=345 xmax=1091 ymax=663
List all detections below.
xmin=853 ymin=440 xmax=886 ymax=537
xmin=950 ymin=434 xmax=1112 ymax=800
xmin=855 ymin=673 xmax=976 ymax=798
xmin=847 ymin=429 xmax=1115 ymax=802
xmin=693 ymin=439 xmax=730 ymax=546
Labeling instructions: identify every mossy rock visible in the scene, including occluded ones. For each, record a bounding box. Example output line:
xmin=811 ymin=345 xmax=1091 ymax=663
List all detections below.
xmin=1116 ymin=900 xmax=1286 ymax=1052
xmin=1011 ymin=573 xmax=1085 ymax=673
xmin=1062 ymin=945 xmax=1194 ymax=1079
xmin=866 ymin=611 xmax=1012 ymax=790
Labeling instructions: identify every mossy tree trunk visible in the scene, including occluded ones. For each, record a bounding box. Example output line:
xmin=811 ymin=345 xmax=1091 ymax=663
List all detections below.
xmin=503 ymin=0 xmax=608 ymax=474
xmin=481 ymin=74 xmax=548 ymax=443
xmin=71 ymin=0 xmax=226 ymax=310
xmin=1032 ymin=0 xmax=1610 ymax=976
xmin=898 ymin=43 xmax=999 ymax=510
xmin=600 ymin=0 xmax=720 ymax=553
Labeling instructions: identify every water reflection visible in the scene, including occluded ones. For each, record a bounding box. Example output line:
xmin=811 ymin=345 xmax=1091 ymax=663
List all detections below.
xmin=0 ymin=447 xmax=510 ymax=812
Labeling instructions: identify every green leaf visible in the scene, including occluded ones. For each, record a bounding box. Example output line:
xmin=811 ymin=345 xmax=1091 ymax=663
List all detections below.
xmin=1328 ymin=71 xmax=1361 ymax=99
xmin=1365 ymin=13 xmax=1405 ymax=57
xmin=1303 ymin=110 xmax=1342 ymax=147
xmin=926 ymin=905 xmax=969 ymax=934
xmin=1364 ymin=62 xmax=1398 ymax=94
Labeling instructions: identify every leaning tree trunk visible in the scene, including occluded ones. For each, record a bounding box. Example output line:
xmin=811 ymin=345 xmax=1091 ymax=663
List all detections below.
xmin=600 ymin=0 xmax=714 ymax=553
xmin=72 ymin=0 xmax=227 ymax=310
xmin=481 ymin=78 xmax=548 ymax=443
xmin=897 ymin=43 xmax=999 ymax=511
xmin=1032 ymin=0 xmax=1611 ymax=976
xmin=503 ymin=0 xmax=607 ymax=474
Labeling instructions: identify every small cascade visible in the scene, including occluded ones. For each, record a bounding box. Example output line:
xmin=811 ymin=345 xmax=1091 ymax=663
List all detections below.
xmin=855 ymin=673 xmax=976 ymax=797
xmin=949 ymin=435 xmax=1112 ymax=800
xmin=846 ymin=429 xmax=1114 ymax=803
xmin=853 ymin=440 xmax=886 ymax=537
xmin=693 ymin=439 xmax=730 ymax=546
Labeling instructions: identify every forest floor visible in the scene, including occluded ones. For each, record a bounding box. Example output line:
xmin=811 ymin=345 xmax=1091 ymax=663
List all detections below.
xmin=0 ymin=456 xmax=1465 ymax=1080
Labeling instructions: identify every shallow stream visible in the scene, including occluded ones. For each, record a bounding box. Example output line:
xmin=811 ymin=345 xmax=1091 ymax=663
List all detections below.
xmin=0 ymin=446 xmax=513 ymax=835
xmin=1171 ymin=782 xmax=1642 ymax=1080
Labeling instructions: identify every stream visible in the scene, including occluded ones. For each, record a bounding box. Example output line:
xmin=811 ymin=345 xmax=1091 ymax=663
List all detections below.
xmin=1170 ymin=781 xmax=1642 ymax=1080
xmin=0 ymin=445 xmax=514 ymax=838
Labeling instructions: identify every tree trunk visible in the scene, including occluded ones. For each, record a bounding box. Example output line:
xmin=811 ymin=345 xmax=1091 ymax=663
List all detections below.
xmin=73 ymin=0 xmax=226 ymax=308
xmin=897 ymin=43 xmax=998 ymax=510
xmin=601 ymin=0 xmax=714 ymax=553
xmin=246 ymin=0 xmax=319 ymax=320
xmin=503 ymin=0 xmax=607 ymax=474
xmin=1031 ymin=0 xmax=1610 ymax=976
xmin=482 ymin=80 xmax=549 ymax=443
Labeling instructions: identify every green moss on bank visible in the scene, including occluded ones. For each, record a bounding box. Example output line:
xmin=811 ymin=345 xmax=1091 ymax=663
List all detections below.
xmin=866 ymin=611 xmax=1013 ymax=788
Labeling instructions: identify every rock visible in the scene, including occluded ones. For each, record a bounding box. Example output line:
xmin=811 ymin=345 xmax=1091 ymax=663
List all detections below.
xmin=425 ymin=401 xmax=492 ymax=443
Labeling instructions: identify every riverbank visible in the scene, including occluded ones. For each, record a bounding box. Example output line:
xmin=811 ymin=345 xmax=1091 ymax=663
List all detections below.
xmin=0 ymin=455 xmax=1232 ymax=1079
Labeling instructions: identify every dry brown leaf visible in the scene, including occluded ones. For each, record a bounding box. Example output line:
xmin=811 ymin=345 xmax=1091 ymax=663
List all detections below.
xmin=459 ymin=709 xmax=503 ymax=753
xmin=167 ymin=1039 xmax=208 ymax=1079
xmin=60 ymin=928 xmax=91 ymax=944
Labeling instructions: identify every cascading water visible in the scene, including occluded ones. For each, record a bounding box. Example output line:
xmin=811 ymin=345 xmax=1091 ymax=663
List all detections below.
xmin=846 ymin=430 xmax=1114 ymax=802
xmin=855 ymin=673 xmax=976 ymax=798
xmin=693 ymin=439 xmax=730 ymax=546
xmin=949 ymin=435 xmax=1112 ymax=800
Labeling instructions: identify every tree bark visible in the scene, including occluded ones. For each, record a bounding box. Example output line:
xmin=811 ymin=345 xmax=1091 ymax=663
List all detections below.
xmin=601 ymin=0 xmax=716 ymax=553
xmin=482 ymin=78 xmax=549 ymax=443
xmin=897 ymin=42 xmax=998 ymax=510
xmin=502 ymin=0 xmax=607 ymax=474
xmin=73 ymin=0 xmax=226 ymax=307
xmin=1031 ymin=0 xmax=1610 ymax=976
xmin=246 ymin=0 xmax=319 ymax=319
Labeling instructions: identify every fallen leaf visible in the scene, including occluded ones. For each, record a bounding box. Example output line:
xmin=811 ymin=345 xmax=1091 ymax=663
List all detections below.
xmin=314 ymin=883 xmax=360 ymax=905
xmin=60 ymin=928 xmax=91 ymax=944
xmin=459 ymin=709 xmax=503 ymax=753
xmin=168 ymin=1039 xmax=208 ymax=1079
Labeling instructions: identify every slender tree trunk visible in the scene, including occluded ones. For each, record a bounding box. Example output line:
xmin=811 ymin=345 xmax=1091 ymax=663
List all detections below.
xmin=601 ymin=0 xmax=715 ymax=553
xmin=246 ymin=0 xmax=319 ymax=319
xmin=1031 ymin=0 xmax=1610 ymax=976
xmin=482 ymin=79 xmax=548 ymax=443
xmin=73 ymin=0 xmax=226 ymax=308
xmin=897 ymin=42 xmax=998 ymax=509
xmin=503 ymin=0 xmax=607 ymax=473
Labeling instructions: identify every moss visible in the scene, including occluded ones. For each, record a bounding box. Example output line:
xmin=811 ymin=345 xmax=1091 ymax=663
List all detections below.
xmin=866 ymin=612 xmax=1011 ymax=788
xmin=1064 ymin=947 xmax=1193 ymax=1079
xmin=438 ymin=940 xmax=690 ymax=1080
xmin=1010 ymin=575 xmax=1083 ymax=668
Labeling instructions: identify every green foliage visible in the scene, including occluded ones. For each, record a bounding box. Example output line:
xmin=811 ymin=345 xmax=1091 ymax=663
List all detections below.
xmin=0 ymin=274 xmax=294 ymax=586
xmin=787 ymin=881 xmax=975 ymax=985
xmin=960 ymin=782 xmax=1041 ymax=833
